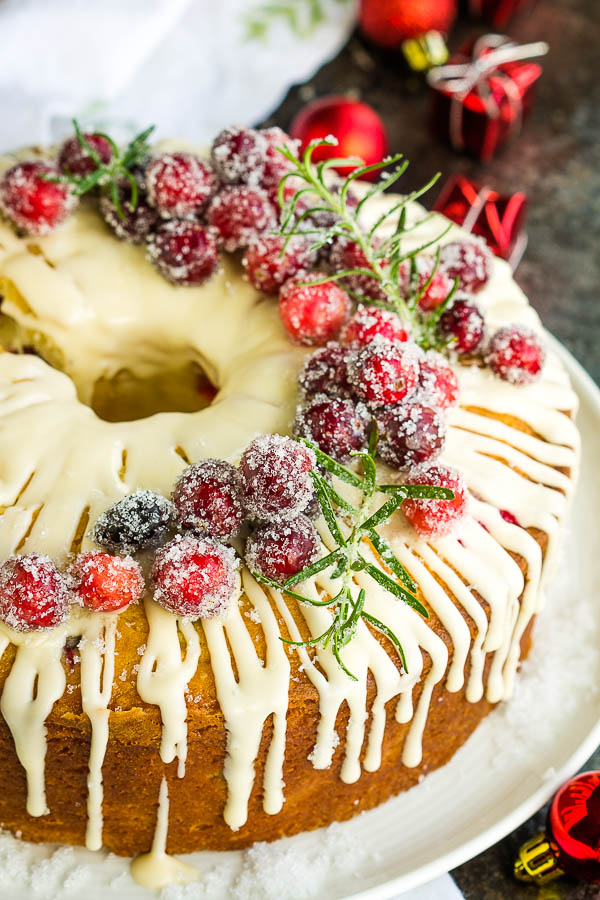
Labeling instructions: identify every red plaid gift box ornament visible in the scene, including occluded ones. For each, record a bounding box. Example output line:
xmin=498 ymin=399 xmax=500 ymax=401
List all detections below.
xmin=468 ymin=0 xmax=539 ymax=29
xmin=428 ymin=34 xmax=548 ymax=160
xmin=434 ymin=174 xmax=528 ymax=268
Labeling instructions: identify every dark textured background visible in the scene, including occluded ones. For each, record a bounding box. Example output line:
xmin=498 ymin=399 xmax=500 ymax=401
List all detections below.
xmin=261 ymin=0 xmax=600 ymax=895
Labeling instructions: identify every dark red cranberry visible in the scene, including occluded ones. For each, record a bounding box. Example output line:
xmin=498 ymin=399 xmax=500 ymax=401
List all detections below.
xmin=377 ymin=403 xmax=446 ymax=469
xmin=348 ymin=339 xmax=420 ymax=406
xmin=403 ymin=464 xmax=468 ymax=538
xmin=329 ymin=237 xmax=387 ymax=302
xmin=439 ymin=299 xmax=485 ymax=354
xmin=145 ymin=152 xmax=217 ymax=218
xmin=147 ymin=220 xmax=220 ymax=285
xmin=242 ymin=235 xmax=316 ymax=295
xmin=340 ymin=305 xmax=410 ymax=347
xmin=417 ymin=352 xmax=459 ymax=410
xmin=210 ymin=126 xmax=268 ymax=185
xmin=412 ymin=260 xmax=454 ymax=312
xmin=58 ymin=133 xmax=113 ymax=177
xmin=485 ymin=325 xmax=545 ymax=384
xmin=295 ymin=397 xmax=370 ymax=461
xmin=0 ymin=554 xmax=70 ymax=631
xmin=100 ymin=183 xmax=158 ymax=244
xmin=298 ymin=343 xmax=355 ymax=398
xmin=240 ymin=434 xmax=315 ymax=522
xmin=260 ymin=126 xmax=299 ymax=193
xmin=152 ymin=534 xmax=238 ymax=618
xmin=0 ymin=162 xmax=77 ymax=235
xmin=500 ymin=509 xmax=520 ymax=526
xmin=173 ymin=459 xmax=244 ymax=539
xmin=279 ymin=273 xmax=351 ymax=346
xmin=69 ymin=552 xmax=144 ymax=612
xmin=439 ymin=240 xmax=491 ymax=294
xmin=245 ymin=514 xmax=319 ymax=582
xmin=92 ymin=490 xmax=173 ymax=554
xmin=207 ymin=186 xmax=277 ymax=252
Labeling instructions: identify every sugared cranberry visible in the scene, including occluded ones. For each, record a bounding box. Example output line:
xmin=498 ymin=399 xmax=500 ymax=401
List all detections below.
xmin=329 ymin=237 xmax=388 ymax=302
xmin=348 ymin=339 xmax=420 ymax=406
xmin=417 ymin=352 xmax=459 ymax=410
xmin=340 ymin=305 xmax=410 ymax=347
xmin=100 ymin=183 xmax=158 ymax=244
xmin=295 ymin=397 xmax=370 ymax=462
xmin=145 ymin=152 xmax=217 ymax=218
xmin=298 ymin=343 xmax=355 ymax=398
xmin=210 ymin=126 xmax=268 ymax=186
xmin=403 ymin=464 xmax=468 ymax=539
xmin=207 ymin=186 xmax=277 ymax=252
xmin=439 ymin=240 xmax=491 ymax=293
xmin=0 ymin=162 xmax=77 ymax=235
xmin=261 ymin=126 xmax=299 ymax=194
xmin=439 ymin=298 xmax=485 ymax=355
xmin=92 ymin=490 xmax=173 ymax=554
xmin=242 ymin=235 xmax=316 ymax=295
xmin=411 ymin=259 xmax=454 ymax=312
xmin=485 ymin=325 xmax=545 ymax=384
xmin=152 ymin=534 xmax=238 ymax=618
xmin=377 ymin=403 xmax=446 ymax=470
xmin=58 ymin=133 xmax=113 ymax=178
xmin=173 ymin=459 xmax=244 ymax=540
xmin=279 ymin=274 xmax=351 ymax=346
xmin=245 ymin=514 xmax=319 ymax=582
xmin=69 ymin=551 xmax=144 ymax=613
xmin=147 ymin=220 xmax=220 ymax=285
xmin=0 ymin=554 xmax=70 ymax=631
xmin=240 ymin=434 xmax=316 ymax=522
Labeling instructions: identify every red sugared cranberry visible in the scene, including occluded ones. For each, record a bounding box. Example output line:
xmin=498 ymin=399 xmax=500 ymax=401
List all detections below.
xmin=261 ymin=126 xmax=299 ymax=194
xmin=152 ymin=534 xmax=238 ymax=618
xmin=240 ymin=434 xmax=316 ymax=522
xmin=439 ymin=240 xmax=491 ymax=294
xmin=145 ymin=152 xmax=217 ymax=218
xmin=485 ymin=325 xmax=545 ymax=384
xmin=242 ymin=235 xmax=316 ymax=295
xmin=298 ymin=343 xmax=355 ymax=398
xmin=279 ymin=273 xmax=351 ymax=346
xmin=0 ymin=554 xmax=70 ymax=631
xmin=340 ymin=305 xmax=410 ymax=347
xmin=210 ymin=126 xmax=268 ymax=186
xmin=417 ymin=352 xmax=459 ymax=410
xmin=147 ymin=220 xmax=220 ymax=285
xmin=439 ymin=298 xmax=485 ymax=354
xmin=173 ymin=459 xmax=244 ymax=540
xmin=100 ymin=183 xmax=158 ymax=244
xmin=403 ymin=464 xmax=468 ymax=539
xmin=329 ymin=237 xmax=387 ymax=302
xmin=295 ymin=397 xmax=370 ymax=461
xmin=377 ymin=403 xmax=446 ymax=470
xmin=348 ymin=339 xmax=420 ymax=406
xmin=207 ymin=186 xmax=277 ymax=252
xmin=69 ymin=551 xmax=144 ymax=613
xmin=411 ymin=259 xmax=454 ymax=312
xmin=0 ymin=162 xmax=77 ymax=235
xmin=58 ymin=133 xmax=113 ymax=177
xmin=245 ymin=514 xmax=319 ymax=582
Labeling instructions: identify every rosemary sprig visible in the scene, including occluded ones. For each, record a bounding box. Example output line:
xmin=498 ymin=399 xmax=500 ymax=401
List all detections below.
xmin=276 ymin=137 xmax=458 ymax=349
xmin=253 ymin=437 xmax=454 ymax=680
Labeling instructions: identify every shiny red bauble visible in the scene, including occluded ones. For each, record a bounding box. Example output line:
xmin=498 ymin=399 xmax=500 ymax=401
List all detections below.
xmin=290 ymin=97 xmax=387 ymax=181
xmin=359 ymin=0 xmax=457 ymax=49
xmin=547 ymin=771 xmax=600 ymax=881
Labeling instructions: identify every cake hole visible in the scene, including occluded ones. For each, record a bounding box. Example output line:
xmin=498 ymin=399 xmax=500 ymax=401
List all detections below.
xmin=26 ymin=243 xmax=56 ymax=268
xmin=15 ymin=505 xmax=42 ymax=551
xmin=118 ymin=449 xmax=128 ymax=484
xmin=70 ymin=505 xmax=90 ymax=555
xmin=174 ymin=445 xmax=191 ymax=465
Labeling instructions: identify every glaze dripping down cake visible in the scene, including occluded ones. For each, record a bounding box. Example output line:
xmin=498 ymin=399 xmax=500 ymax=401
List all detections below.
xmin=0 ymin=124 xmax=579 ymax=883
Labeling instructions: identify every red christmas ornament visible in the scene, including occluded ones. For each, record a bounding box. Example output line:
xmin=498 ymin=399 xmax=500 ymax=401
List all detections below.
xmin=290 ymin=97 xmax=387 ymax=181
xmin=434 ymin=174 xmax=527 ymax=267
xmin=515 ymin=771 xmax=600 ymax=884
xmin=468 ymin=0 xmax=539 ymax=29
xmin=359 ymin=0 xmax=457 ymax=49
xmin=428 ymin=34 xmax=548 ymax=160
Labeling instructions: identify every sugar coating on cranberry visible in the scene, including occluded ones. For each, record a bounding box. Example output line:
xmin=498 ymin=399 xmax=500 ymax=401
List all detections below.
xmin=145 ymin=152 xmax=217 ymax=219
xmin=439 ymin=298 xmax=485 ymax=355
xmin=439 ymin=240 xmax=491 ymax=294
xmin=417 ymin=352 xmax=459 ymax=410
xmin=377 ymin=403 xmax=446 ymax=470
xmin=240 ymin=434 xmax=316 ymax=522
xmin=147 ymin=219 xmax=220 ymax=285
xmin=173 ymin=459 xmax=244 ymax=540
xmin=207 ymin=186 xmax=277 ymax=252
xmin=411 ymin=258 xmax=454 ymax=311
xmin=298 ymin=343 xmax=356 ymax=399
xmin=0 ymin=554 xmax=70 ymax=632
xmin=152 ymin=534 xmax=239 ymax=618
xmin=329 ymin=237 xmax=387 ymax=302
xmin=0 ymin=162 xmax=77 ymax=235
xmin=245 ymin=514 xmax=320 ymax=582
xmin=485 ymin=325 xmax=546 ymax=385
xmin=279 ymin=274 xmax=351 ymax=346
xmin=210 ymin=126 xmax=268 ymax=186
xmin=348 ymin=338 xmax=420 ymax=406
xmin=294 ymin=397 xmax=371 ymax=462
xmin=100 ymin=184 xmax=158 ymax=244
xmin=260 ymin=126 xmax=300 ymax=194
xmin=58 ymin=133 xmax=113 ymax=178
xmin=340 ymin=305 xmax=410 ymax=347
xmin=403 ymin=464 xmax=468 ymax=539
xmin=92 ymin=490 xmax=174 ymax=554
xmin=69 ymin=551 xmax=144 ymax=613
xmin=242 ymin=235 xmax=316 ymax=295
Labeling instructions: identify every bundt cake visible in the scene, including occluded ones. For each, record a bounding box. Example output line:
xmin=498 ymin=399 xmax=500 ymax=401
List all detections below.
xmin=0 ymin=124 xmax=579 ymax=889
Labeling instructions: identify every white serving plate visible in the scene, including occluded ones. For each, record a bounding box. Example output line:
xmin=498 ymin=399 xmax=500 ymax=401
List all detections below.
xmin=0 ymin=336 xmax=598 ymax=900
